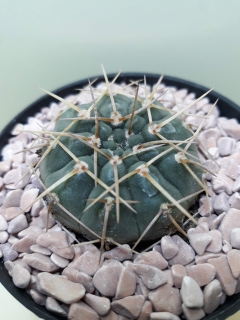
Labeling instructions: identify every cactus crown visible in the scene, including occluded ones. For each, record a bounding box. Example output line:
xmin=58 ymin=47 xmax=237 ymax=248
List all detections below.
xmin=22 ymin=67 xmax=212 ymax=252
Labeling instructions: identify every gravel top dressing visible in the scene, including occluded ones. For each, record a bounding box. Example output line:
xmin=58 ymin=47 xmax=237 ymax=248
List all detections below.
xmin=1 ymin=75 xmax=240 ymax=320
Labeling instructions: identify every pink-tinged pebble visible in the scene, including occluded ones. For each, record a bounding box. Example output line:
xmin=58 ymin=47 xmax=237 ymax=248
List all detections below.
xmin=50 ymin=245 xmax=74 ymax=259
xmin=137 ymin=301 xmax=152 ymax=320
xmin=30 ymin=244 xmax=52 ymax=255
xmin=0 ymin=214 xmax=8 ymax=231
xmin=199 ymin=196 xmax=213 ymax=217
xmin=2 ymin=189 xmax=23 ymax=208
xmin=100 ymin=310 xmax=118 ymax=320
xmin=12 ymin=236 xmax=36 ymax=253
xmin=233 ymin=176 xmax=240 ymax=192
xmin=72 ymin=245 xmax=83 ymax=261
xmin=171 ymin=265 xmax=187 ymax=289
xmin=227 ymin=249 xmax=240 ymax=278
xmin=0 ymin=159 xmax=12 ymax=176
xmin=37 ymin=272 xmax=85 ymax=304
xmin=46 ymin=297 xmax=67 ymax=316
xmin=8 ymin=235 xmax=19 ymax=245
xmin=62 ymin=266 xmax=79 ymax=282
xmin=181 ymin=304 xmax=205 ymax=320
xmin=225 ymin=160 xmax=239 ymax=180
xmin=218 ymin=118 xmax=240 ymax=140
xmin=18 ymin=226 xmax=44 ymax=240
xmin=168 ymin=235 xmax=195 ymax=266
xmin=3 ymin=248 xmax=18 ymax=261
xmin=103 ymin=244 xmax=132 ymax=261
xmin=195 ymin=252 xmax=224 ymax=264
xmin=203 ymin=160 xmax=219 ymax=181
xmin=134 ymin=251 xmax=168 ymax=270
xmin=222 ymin=240 xmax=232 ymax=254
xmin=76 ymin=272 xmax=95 ymax=293
xmin=39 ymin=207 xmax=56 ymax=229
xmin=188 ymin=233 xmax=212 ymax=256
xmin=208 ymin=212 xmax=226 ymax=230
xmin=23 ymin=253 xmax=59 ymax=272
xmin=138 ymin=278 xmax=150 ymax=299
xmin=68 ymin=301 xmax=99 ymax=320
xmin=213 ymin=193 xmax=229 ymax=214
xmin=203 ymin=279 xmax=222 ymax=314
xmin=30 ymin=289 xmax=47 ymax=306
xmin=12 ymin=264 xmax=31 ymax=288
xmin=206 ymin=230 xmax=222 ymax=253
xmin=208 ymin=255 xmax=237 ymax=295
xmin=111 ymin=295 xmax=145 ymax=319
xmin=37 ymin=231 xmax=70 ymax=248
xmin=206 ymin=136 xmax=217 ymax=149
xmin=235 ymin=278 xmax=240 ymax=294
xmin=31 ymin=199 xmax=45 ymax=217
xmin=15 ymin=165 xmax=31 ymax=189
xmin=218 ymin=208 xmax=240 ymax=242
xmin=229 ymin=192 xmax=240 ymax=210
xmin=74 ymin=250 xmax=100 ymax=276
xmin=187 ymin=264 xmax=216 ymax=287
xmin=0 ymin=207 xmax=22 ymax=221
xmin=0 ymin=231 xmax=9 ymax=243
xmin=115 ymin=267 xmax=136 ymax=299
xmin=163 ymin=270 xmax=174 ymax=287
xmin=133 ymin=264 xmax=167 ymax=290
xmin=212 ymin=169 xmax=234 ymax=195
xmin=207 ymin=147 xmax=219 ymax=160
xmin=50 ymin=253 xmax=69 ymax=268
xmin=93 ymin=261 xmax=123 ymax=297
xmin=3 ymin=168 xmax=18 ymax=185
xmin=148 ymin=284 xmax=182 ymax=316
xmin=180 ymin=276 xmax=203 ymax=308
xmin=7 ymin=214 xmax=28 ymax=234
xmin=217 ymin=137 xmax=236 ymax=156
xmin=161 ymin=236 xmax=179 ymax=260
xmin=20 ymin=188 xmax=39 ymax=212
xmin=84 ymin=293 xmax=110 ymax=316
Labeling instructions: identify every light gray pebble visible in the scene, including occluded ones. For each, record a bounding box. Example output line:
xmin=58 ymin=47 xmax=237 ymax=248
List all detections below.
xmin=161 ymin=236 xmax=179 ymax=260
xmin=228 ymin=192 xmax=240 ymax=210
xmin=203 ymin=279 xmax=222 ymax=314
xmin=230 ymin=228 xmax=240 ymax=249
xmin=46 ymin=297 xmax=67 ymax=316
xmin=50 ymin=253 xmax=69 ymax=268
xmin=7 ymin=214 xmax=28 ymax=234
xmin=180 ymin=276 xmax=203 ymax=308
xmin=0 ymin=214 xmax=8 ymax=231
xmin=0 ymin=231 xmax=9 ymax=244
xmin=150 ymin=312 xmax=180 ymax=320
xmin=213 ymin=192 xmax=229 ymax=214
xmin=182 ymin=304 xmax=205 ymax=320
xmin=30 ymin=289 xmax=47 ymax=306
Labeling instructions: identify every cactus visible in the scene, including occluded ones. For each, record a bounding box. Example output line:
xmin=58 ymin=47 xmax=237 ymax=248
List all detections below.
xmin=35 ymin=69 xmax=206 ymax=248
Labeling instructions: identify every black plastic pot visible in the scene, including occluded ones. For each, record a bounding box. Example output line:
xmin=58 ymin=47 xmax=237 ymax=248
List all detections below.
xmin=0 ymin=73 xmax=240 ymax=320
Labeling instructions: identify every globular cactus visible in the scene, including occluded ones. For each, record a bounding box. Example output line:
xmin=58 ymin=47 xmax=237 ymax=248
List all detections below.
xmin=38 ymin=70 xmax=204 ymax=247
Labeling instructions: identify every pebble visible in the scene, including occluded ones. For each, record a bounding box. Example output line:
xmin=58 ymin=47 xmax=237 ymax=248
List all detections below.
xmin=212 ymin=168 xmax=233 ymax=195
xmin=133 ymin=264 xmax=167 ymax=290
xmin=213 ymin=192 xmax=229 ymax=214
xmin=134 ymin=251 xmax=168 ymax=270
xmin=199 ymin=196 xmax=213 ymax=217
xmin=230 ymin=228 xmax=240 ymax=248
xmin=161 ymin=236 xmax=179 ymax=260
xmin=150 ymin=312 xmax=180 ymax=320
xmin=103 ymin=244 xmax=132 ymax=261
xmin=187 ymin=264 xmax=216 ymax=287
xmin=188 ymin=232 xmax=212 ymax=256
xmin=68 ymin=301 xmax=99 ymax=320
xmin=84 ymin=293 xmax=110 ymax=316
xmin=168 ymin=235 xmax=195 ymax=266
xmin=229 ymin=192 xmax=240 ymax=210
xmin=76 ymin=272 xmax=95 ymax=293
xmin=0 ymin=214 xmax=8 ymax=231
xmin=222 ymin=240 xmax=232 ymax=254
xmin=30 ymin=289 xmax=47 ymax=306
xmin=23 ymin=253 xmax=59 ymax=272
xmin=45 ymin=297 xmax=67 ymax=316
xmin=0 ymin=231 xmax=9 ymax=243
xmin=39 ymin=207 xmax=56 ymax=229
xmin=181 ymin=304 xmax=205 ymax=320
xmin=138 ymin=301 xmax=152 ymax=320
xmin=218 ymin=208 xmax=240 ymax=242
xmin=115 ymin=267 xmax=136 ymax=299
xmin=0 ymin=207 xmax=22 ymax=221
xmin=225 ymin=160 xmax=239 ymax=180
xmin=203 ymin=279 xmax=223 ymax=314
xmin=233 ymin=176 xmax=240 ymax=192
xmin=206 ymin=230 xmax=222 ymax=253
xmin=31 ymin=199 xmax=45 ymax=217
xmin=100 ymin=310 xmax=118 ymax=320
xmin=148 ymin=284 xmax=182 ymax=316
xmin=111 ymin=295 xmax=145 ymax=319
xmin=36 ymin=272 xmax=85 ymax=304
xmin=50 ymin=253 xmax=69 ymax=268
xmin=2 ymin=247 xmax=18 ymax=261
xmin=30 ymin=244 xmax=52 ymax=255
xmin=20 ymin=188 xmax=39 ymax=212
xmin=12 ymin=264 xmax=31 ymax=289
xmin=37 ymin=231 xmax=70 ymax=249
xmin=227 ymin=249 xmax=240 ymax=278
xmin=93 ymin=260 xmax=123 ymax=297
xmin=208 ymin=255 xmax=237 ymax=295
xmin=0 ymin=159 xmax=12 ymax=175
xmin=2 ymin=189 xmax=23 ymax=208
xmin=7 ymin=214 xmax=28 ymax=234
xmin=217 ymin=137 xmax=236 ymax=156
xmin=18 ymin=226 xmax=44 ymax=240
xmin=180 ymin=276 xmax=203 ymax=308
xmin=171 ymin=264 xmax=187 ymax=288
xmin=12 ymin=236 xmax=36 ymax=252
xmin=74 ymin=250 xmax=100 ymax=276
xmin=208 ymin=212 xmax=226 ymax=230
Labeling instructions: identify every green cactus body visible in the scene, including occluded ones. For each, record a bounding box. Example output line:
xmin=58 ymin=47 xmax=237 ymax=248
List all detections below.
xmin=39 ymin=92 xmax=202 ymax=244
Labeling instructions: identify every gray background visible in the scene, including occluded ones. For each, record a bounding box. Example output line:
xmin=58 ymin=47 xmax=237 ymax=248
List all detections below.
xmin=0 ymin=1 xmax=240 ymax=319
